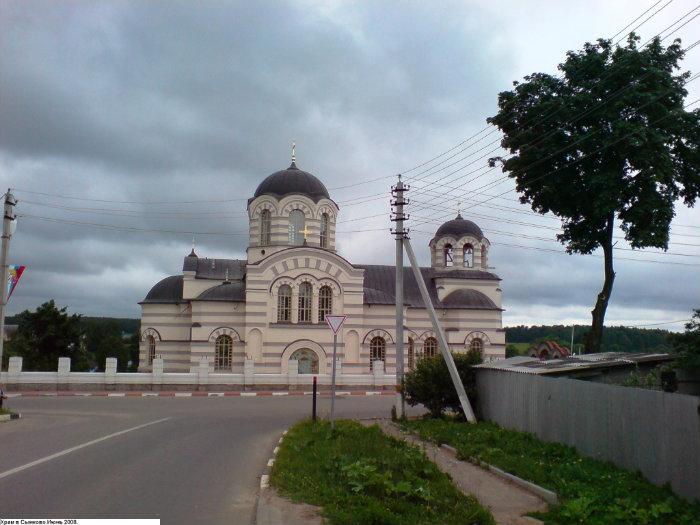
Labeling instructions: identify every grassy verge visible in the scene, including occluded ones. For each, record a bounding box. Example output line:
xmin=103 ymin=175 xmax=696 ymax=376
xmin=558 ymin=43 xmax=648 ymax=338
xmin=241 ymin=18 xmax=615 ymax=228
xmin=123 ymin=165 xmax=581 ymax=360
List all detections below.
xmin=0 ymin=407 xmax=13 ymax=416
xmin=270 ymin=419 xmax=495 ymax=525
xmin=402 ymin=418 xmax=700 ymax=525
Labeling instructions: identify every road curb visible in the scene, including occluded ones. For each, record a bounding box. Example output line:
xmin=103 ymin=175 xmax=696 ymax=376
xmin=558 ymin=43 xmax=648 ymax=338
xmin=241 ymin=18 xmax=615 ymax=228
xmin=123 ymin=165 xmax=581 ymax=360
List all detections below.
xmin=393 ymin=422 xmax=558 ymax=506
xmin=0 ymin=413 xmax=21 ymax=422
xmin=4 ymin=390 xmax=394 ymax=398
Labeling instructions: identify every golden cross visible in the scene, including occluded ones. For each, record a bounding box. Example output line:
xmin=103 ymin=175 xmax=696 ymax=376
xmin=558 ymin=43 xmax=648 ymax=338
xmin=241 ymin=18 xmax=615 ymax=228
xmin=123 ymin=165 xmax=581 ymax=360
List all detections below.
xmin=299 ymin=225 xmax=312 ymax=240
xmin=291 ymin=141 xmax=296 ymax=163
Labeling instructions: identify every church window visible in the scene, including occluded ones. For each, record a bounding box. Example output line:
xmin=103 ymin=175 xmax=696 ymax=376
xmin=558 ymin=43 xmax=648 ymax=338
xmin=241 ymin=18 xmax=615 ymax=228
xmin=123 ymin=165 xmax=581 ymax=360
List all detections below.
xmin=260 ymin=209 xmax=271 ymax=245
xmin=444 ymin=244 xmax=454 ymax=267
xmin=463 ymin=244 xmax=474 ymax=268
xmin=407 ymin=337 xmax=414 ymax=369
xmin=278 ymin=285 xmax=292 ymax=322
xmin=214 ymin=334 xmax=233 ymax=371
xmin=298 ymin=282 xmax=312 ymax=323
xmin=423 ymin=337 xmax=438 ymax=359
xmin=147 ymin=335 xmax=156 ymax=365
xmin=369 ymin=336 xmax=386 ymax=371
xmin=320 ymin=213 xmax=329 ymax=248
xmin=289 ymin=209 xmax=305 ymax=245
xmin=470 ymin=338 xmax=483 ymax=354
xmin=318 ymin=285 xmax=332 ymax=322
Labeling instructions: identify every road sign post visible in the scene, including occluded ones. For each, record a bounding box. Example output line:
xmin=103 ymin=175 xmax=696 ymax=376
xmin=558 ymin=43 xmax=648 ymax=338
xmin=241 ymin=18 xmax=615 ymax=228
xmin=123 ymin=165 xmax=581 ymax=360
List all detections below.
xmin=325 ymin=314 xmax=347 ymax=430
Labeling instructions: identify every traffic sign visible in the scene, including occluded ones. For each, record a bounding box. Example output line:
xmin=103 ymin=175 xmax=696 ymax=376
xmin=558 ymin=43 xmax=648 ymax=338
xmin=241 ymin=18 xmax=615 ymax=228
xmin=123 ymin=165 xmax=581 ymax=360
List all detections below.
xmin=325 ymin=314 xmax=347 ymax=335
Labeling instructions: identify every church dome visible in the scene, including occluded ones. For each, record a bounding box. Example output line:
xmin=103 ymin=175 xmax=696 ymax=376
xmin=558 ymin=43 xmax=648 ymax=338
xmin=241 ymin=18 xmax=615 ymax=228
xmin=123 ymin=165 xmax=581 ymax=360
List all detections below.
xmin=253 ymin=162 xmax=330 ymax=202
xmin=435 ymin=214 xmax=483 ymax=240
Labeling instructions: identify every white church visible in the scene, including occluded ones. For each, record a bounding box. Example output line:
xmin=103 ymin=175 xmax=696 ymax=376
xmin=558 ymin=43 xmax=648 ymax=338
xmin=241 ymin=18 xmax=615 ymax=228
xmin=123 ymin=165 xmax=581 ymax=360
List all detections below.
xmin=139 ymin=155 xmax=505 ymax=375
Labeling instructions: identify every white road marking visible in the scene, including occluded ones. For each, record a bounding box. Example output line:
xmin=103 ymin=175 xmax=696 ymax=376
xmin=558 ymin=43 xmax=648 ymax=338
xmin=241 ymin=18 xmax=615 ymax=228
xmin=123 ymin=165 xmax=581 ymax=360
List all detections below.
xmin=107 ymin=393 xmax=125 ymax=397
xmin=240 ymin=392 xmax=257 ymax=397
xmin=272 ymin=392 xmax=289 ymax=396
xmin=365 ymin=391 xmax=381 ymax=396
xmin=6 ymin=394 xmax=21 ymax=398
xmin=260 ymin=474 xmax=270 ymax=489
xmin=174 ymin=392 xmax=192 ymax=397
xmin=0 ymin=417 xmax=171 ymax=481
xmin=208 ymin=392 xmax=224 ymax=397
xmin=74 ymin=393 xmax=92 ymax=397
xmin=142 ymin=393 xmax=158 ymax=397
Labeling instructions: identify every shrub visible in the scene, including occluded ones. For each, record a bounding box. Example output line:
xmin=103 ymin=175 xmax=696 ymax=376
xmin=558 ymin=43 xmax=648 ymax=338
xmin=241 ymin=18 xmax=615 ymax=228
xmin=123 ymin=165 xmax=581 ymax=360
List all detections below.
xmin=669 ymin=309 xmax=700 ymax=371
xmin=402 ymin=349 xmax=482 ymax=418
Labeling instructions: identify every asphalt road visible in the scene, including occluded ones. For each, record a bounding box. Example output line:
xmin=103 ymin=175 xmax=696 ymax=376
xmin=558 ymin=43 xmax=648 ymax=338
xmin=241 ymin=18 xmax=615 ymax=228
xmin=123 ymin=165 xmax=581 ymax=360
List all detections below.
xmin=0 ymin=395 xmax=420 ymax=524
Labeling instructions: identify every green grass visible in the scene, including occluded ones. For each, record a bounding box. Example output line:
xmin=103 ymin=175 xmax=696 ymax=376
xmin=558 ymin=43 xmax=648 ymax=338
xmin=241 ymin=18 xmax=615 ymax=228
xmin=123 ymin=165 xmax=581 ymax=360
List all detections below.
xmin=0 ymin=407 xmax=13 ymax=416
xmin=402 ymin=418 xmax=700 ymax=525
xmin=270 ymin=419 xmax=495 ymax=525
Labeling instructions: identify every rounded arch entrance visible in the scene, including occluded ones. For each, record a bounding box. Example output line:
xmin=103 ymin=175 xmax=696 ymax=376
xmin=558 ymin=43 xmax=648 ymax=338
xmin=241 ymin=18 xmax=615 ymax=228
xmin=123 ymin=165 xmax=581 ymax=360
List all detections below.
xmin=281 ymin=339 xmax=328 ymax=374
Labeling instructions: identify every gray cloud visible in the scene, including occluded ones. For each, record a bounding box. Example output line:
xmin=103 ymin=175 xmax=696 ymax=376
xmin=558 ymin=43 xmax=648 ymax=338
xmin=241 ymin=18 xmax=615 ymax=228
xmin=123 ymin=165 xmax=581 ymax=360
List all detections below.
xmin=1 ymin=0 xmax=698 ymax=329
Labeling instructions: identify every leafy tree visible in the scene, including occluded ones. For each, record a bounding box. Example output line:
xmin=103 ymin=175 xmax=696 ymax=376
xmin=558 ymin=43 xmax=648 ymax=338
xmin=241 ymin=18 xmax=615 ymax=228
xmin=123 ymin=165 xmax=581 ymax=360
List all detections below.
xmin=82 ymin=318 xmax=132 ymax=372
xmin=6 ymin=300 xmax=87 ymax=371
xmin=402 ymin=350 xmax=482 ymax=418
xmin=488 ymin=35 xmax=700 ymax=353
xmin=669 ymin=309 xmax=700 ymax=370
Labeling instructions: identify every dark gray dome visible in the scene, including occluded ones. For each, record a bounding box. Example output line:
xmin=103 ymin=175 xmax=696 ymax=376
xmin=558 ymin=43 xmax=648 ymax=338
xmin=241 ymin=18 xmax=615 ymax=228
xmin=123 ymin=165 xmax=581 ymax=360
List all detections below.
xmin=441 ymin=288 xmax=499 ymax=310
xmin=253 ymin=162 xmax=330 ymax=202
xmin=142 ymin=275 xmax=183 ymax=304
xmin=195 ymin=281 xmax=245 ymax=302
xmin=435 ymin=214 xmax=483 ymax=240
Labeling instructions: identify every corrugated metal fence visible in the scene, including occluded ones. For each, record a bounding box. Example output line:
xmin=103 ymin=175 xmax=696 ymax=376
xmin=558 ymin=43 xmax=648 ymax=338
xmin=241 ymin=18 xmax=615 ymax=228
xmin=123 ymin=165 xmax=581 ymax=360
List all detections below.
xmin=476 ymin=370 xmax=700 ymax=502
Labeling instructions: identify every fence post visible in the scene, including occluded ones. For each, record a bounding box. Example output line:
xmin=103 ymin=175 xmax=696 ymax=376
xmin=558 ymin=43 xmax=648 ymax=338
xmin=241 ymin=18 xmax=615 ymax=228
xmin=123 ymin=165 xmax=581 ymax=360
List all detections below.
xmin=152 ymin=357 xmax=164 ymax=390
xmin=7 ymin=356 xmax=22 ymax=384
xmin=105 ymin=357 xmax=117 ymax=390
xmin=373 ymin=360 xmax=384 ymax=389
xmin=57 ymin=357 xmax=71 ymax=390
xmin=197 ymin=358 xmax=209 ymax=391
xmin=288 ymin=359 xmax=299 ymax=388
xmin=244 ymin=359 xmax=254 ymax=389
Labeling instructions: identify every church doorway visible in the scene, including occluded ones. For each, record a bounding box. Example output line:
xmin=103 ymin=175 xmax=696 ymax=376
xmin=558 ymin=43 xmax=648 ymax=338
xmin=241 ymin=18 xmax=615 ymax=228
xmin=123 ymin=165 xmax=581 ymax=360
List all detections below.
xmin=290 ymin=348 xmax=319 ymax=374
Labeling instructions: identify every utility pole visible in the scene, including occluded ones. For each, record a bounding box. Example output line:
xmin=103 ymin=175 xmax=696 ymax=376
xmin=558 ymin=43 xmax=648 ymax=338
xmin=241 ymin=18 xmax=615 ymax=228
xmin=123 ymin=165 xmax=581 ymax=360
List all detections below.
xmin=570 ymin=325 xmax=575 ymax=355
xmin=403 ymin=239 xmax=476 ymax=422
xmin=0 ymin=189 xmax=17 ymax=372
xmin=391 ymin=176 xmax=408 ymax=419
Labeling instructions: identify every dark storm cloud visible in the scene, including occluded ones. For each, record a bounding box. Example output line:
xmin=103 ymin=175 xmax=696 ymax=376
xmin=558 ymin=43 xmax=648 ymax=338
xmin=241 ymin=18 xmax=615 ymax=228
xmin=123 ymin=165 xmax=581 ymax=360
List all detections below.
xmin=0 ymin=0 xmax=697 ymax=325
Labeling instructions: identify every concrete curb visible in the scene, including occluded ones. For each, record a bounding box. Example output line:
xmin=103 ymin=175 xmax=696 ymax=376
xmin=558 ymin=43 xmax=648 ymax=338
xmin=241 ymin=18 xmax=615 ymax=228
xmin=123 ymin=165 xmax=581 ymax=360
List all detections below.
xmin=396 ymin=423 xmax=559 ymax=506
xmin=0 ymin=412 xmax=21 ymax=422
xmin=5 ymin=390 xmax=394 ymax=398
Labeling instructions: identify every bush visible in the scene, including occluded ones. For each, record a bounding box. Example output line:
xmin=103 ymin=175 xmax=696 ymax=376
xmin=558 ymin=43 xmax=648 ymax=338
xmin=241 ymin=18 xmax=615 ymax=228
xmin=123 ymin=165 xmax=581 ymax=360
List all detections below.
xmin=402 ymin=349 xmax=482 ymax=418
xmin=669 ymin=309 xmax=700 ymax=371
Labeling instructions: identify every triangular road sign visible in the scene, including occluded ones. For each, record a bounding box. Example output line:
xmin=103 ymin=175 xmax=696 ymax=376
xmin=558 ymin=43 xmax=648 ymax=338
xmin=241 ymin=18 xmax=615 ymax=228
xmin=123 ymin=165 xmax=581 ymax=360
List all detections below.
xmin=325 ymin=314 xmax=347 ymax=335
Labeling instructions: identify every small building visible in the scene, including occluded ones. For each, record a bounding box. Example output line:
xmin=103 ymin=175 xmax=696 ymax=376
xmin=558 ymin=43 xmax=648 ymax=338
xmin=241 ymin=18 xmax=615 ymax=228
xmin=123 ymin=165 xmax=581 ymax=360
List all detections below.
xmin=528 ymin=340 xmax=571 ymax=359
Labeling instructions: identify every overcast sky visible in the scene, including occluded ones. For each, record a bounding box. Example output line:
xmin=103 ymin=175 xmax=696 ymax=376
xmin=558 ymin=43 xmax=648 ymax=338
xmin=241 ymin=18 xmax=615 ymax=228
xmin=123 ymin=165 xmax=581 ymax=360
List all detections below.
xmin=1 ymin=0 xmax=698 ymax=330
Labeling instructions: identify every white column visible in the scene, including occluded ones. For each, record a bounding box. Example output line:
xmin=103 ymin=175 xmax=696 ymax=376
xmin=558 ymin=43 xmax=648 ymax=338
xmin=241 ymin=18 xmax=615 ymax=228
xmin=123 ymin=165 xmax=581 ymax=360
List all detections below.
xmin=57 ymin=357 xmax=71 ymax=387
xmin=197 ymin=357 xmax=209 ymax=389
xmin=244 ymin=358 xmax=254 ymax=387
xmin=8 ymin=356 xmax=22 ymax=383
xmin=105 ymin=357 xmax=117 ymax=388
xmin=152 ymin=357 xmax=164 ymax=388
xmin=288 ymin=359 xmax=298 ymax=386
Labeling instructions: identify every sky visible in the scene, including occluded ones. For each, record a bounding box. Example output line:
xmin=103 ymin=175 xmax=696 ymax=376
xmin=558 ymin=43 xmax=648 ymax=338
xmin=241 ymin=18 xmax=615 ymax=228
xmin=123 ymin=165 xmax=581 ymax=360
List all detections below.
xmin=0 ymin=0 xmax=698 ymax=330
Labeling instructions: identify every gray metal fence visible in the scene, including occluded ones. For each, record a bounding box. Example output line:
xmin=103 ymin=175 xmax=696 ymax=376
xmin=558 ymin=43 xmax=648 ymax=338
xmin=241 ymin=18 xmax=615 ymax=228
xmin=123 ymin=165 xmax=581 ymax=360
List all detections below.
xmin=476 ymin=370 xmax=700 ymax=502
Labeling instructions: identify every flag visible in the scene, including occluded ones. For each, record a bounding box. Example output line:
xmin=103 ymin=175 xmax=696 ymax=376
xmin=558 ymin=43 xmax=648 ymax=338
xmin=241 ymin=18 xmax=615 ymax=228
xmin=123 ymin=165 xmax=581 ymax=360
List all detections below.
xmin=7 ymin=265 xmax=25 ymax=300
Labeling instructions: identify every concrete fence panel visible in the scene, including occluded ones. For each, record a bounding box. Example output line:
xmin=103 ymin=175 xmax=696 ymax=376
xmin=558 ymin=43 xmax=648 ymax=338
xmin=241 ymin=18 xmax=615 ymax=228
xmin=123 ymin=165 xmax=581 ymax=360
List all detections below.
xmin=476 ymin=370 xmax=700 ymax=502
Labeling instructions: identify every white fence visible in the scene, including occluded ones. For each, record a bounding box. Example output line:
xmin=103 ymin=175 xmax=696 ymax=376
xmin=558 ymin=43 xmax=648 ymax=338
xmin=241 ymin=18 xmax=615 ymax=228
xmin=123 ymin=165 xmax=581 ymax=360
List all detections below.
xmin=0 ymin=356 xmax=396 ymax=391
xmin=476 ymin=369 xmax=700 ymax=502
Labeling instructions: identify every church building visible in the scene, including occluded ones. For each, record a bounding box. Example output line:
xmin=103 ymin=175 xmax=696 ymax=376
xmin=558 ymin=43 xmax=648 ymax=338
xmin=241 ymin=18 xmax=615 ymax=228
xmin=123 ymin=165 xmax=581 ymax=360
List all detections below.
xmin=139 ymin=155 xmax=505 ymax=375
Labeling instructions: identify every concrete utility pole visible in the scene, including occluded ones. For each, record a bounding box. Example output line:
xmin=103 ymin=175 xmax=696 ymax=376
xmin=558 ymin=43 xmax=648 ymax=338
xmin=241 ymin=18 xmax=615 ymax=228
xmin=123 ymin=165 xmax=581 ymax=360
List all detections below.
xmin=391 ymin=176 xmax=408 ymax=418
xmin=0 ymin=189 xmax=17 ymax=372
xmin=403 ymin=239 xmax=476 ymax=422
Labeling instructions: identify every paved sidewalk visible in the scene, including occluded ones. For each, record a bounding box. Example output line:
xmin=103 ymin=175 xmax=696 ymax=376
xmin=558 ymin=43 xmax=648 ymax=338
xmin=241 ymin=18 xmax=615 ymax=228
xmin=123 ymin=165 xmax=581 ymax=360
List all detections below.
xmin=256 ymin=488 xmax=324 ymax=525
xmin=370 ymin=419 xmax=547 ymax=525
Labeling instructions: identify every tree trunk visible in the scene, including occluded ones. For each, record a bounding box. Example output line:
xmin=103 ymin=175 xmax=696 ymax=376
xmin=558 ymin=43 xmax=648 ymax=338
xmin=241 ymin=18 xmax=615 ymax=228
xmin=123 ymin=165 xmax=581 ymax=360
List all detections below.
xmin=586 ymin=213 xmax=616 ymax=354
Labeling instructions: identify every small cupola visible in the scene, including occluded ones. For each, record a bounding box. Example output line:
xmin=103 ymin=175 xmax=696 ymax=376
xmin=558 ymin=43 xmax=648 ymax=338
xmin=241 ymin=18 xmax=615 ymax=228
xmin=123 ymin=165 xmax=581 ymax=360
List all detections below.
xmin=429 ymin=214 xmax=490 ymax=270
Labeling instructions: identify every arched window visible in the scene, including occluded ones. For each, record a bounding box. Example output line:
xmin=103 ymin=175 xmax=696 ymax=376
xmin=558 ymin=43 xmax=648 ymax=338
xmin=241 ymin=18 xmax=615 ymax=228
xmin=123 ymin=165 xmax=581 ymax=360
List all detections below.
xmin=463 ymin=244 xmax=474 ymax=268
xmin=444 ymin=244 xmax=454 ymax=267
xmin=407 ymin=337 xmax=414 ymax=369
xmin=423 ymin=337 xmax=438 ymax=359
xmin=298 ymin=282 xmax=312 ymax=323
xmin=470 ymin=338 xmax=483 ymax=354
xmin=289 ymin=209 xmax=305 ymax=245
xmin=278 ymin=284 xmax=292 ymax=322
xmin=147 ymin=335 xmax=156 ymax=365
xmin=260 ymin=209 xmax=271 ymax=245
xmin=214 ymin=334 xmax=233 ymax=371
xmin=318 ymin=285 xmax=332 ymax=322
xmin=320 ymin=213 xmax=330 ymax=248
xmin=369 ymin=336 xmax=386 ymax=371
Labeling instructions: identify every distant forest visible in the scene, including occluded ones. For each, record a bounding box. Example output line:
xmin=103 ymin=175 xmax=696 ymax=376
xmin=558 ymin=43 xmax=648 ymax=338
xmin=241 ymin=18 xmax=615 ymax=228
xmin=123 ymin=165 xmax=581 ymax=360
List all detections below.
xmin=505 ymin=325 xmax=672 ymax=353
xmin=6 ymin=315 xmax=140 ymax=335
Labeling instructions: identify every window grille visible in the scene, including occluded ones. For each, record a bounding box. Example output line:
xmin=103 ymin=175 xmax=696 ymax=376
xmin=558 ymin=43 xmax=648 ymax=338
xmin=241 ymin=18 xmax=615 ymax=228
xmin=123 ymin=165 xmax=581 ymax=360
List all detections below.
xmin=463 ymin=244 xmax=474 ymax=267
xmin=214 ymin=334 xmax=233 ymax=371
xmin=369 ymin=336 xmax=386 ymax=371
xmin=298 ymin=282 xmax=312 ymax=323
xmin=147 ymin=335 xmax=156 ymax=365
xmin=423 ymin=337 xmax=438 ymax=359
xmin=278 ymin=285 xmax=292 ymax=322
xmin=407 ymin=337 xmax=414 ymax=369
xmin=444 ymin=244 xmax=454 ymax=267
xmin=320 ymin=213 xmax=329 ymax=248
xmin=289 ymin=209 xmax=305 ymax=245
xmin=470 ymin=338 xmax=483 ymax=353
xmin=260 ymin=209 xmax=271 ymax=245
xmin=318 ymin=285 xmax=332 ymax=322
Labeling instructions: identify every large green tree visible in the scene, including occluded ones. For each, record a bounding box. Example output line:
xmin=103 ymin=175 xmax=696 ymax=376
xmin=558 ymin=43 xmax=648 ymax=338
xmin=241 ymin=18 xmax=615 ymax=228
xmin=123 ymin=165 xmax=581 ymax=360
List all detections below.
xmin=6 ymin=300 xmax=87 ymax=371
xmin=487 ymin=35 xmax=700 ymax=353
